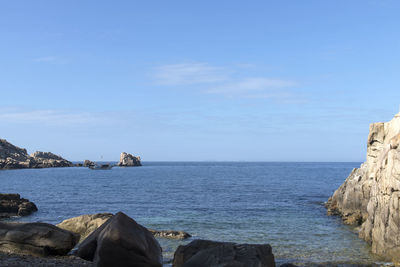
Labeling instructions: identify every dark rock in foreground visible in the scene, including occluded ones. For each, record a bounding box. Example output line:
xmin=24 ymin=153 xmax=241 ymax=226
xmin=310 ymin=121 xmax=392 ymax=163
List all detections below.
xmin=0 ymin=139 xmax=72 ymax=169
xmin=172 ymin=239 xmax=275 ymax=267
xmin=0 ymin=222 xmax=79 ymax=257
xmin=76 ymin=212 xmax=162 ymax=267
xmin=0 ymin=193 xmax=37 ymax=219
xmin=117 ymin=152 xmax=142 ymax=167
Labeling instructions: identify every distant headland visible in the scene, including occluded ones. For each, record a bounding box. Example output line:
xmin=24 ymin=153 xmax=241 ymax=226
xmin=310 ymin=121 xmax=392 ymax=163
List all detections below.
xmin=0 ymin=139 xmax=141 ymax=169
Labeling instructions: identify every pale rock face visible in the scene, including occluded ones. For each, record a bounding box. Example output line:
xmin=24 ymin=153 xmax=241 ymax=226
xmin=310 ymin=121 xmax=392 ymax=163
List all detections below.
xmin=117 ymin=152 xmax=142 ymax=167
xmin=327 ymin=112 xmax=400 ymax=262
xmin=56 ymin=213 xmax=113 ymax=242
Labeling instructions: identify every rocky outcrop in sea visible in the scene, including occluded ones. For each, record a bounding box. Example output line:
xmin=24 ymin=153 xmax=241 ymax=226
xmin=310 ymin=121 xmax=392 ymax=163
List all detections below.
xmin=326 ymin=112 xmax=400 ymax=263
xmin=0 ymin=139 xmax=72 ymax=169
xmin=117 ymin=152 xmax=142 ymax=167
xmin=0 ymin=194 xmax=37 ymax=219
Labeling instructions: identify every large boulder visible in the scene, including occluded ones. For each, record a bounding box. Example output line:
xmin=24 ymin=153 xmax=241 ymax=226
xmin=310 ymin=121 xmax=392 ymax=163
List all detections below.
xmin=172 ymin=239 xmax=275 ymax=267
xmin=0 ymin=222 xmax=79 ymax=256
xmin=57 ymin=213 xmax=113 ymax=242
xmin=327 ymin=112 xmax=400 ymax=263
xmin=83 ymin=160 xmax=95 ymax=167
xmin=0 ymin=194 xmax=38 ymax=219
xmin=117 ymin=152 xmax=142 ymax=167
xmin=76 ymin=212 xmax=162 ymax=267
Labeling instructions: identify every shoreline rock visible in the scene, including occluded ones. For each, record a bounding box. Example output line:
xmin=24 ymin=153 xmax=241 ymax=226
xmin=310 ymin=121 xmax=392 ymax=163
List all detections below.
xmin=172 ymin=239 xmax=275 ymax=267
xmin=117 ymin=152 xmax=142 ymax=167
xmin=326 ymin=112 xmax=400 ymax=263
xmin=76 ymin=212 xmax=162 ymax=267
xmin=0 ymin=194 xmax=38 ymax=219
xmin=0 ymin=222 xmax=79 ymax=257
xmin=0 ymin=139 xmax=72 ymax=169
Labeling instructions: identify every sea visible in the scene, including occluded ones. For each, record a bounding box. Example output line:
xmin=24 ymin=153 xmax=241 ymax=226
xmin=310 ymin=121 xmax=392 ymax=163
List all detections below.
xmin=0 ymin=162 xmax=389 ymax=266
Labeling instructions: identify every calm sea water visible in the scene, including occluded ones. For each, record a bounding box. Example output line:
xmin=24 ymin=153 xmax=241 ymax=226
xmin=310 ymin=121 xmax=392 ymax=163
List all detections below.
xmin=0 ymin=162 xmax=386 ymax=266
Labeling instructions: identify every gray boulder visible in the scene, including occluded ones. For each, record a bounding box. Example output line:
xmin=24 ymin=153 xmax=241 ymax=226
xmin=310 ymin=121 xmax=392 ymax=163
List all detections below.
xmin=117 ymin=152 xmax=142 ymax=167
xmin=83 ymin=160 xmax=95 ymax=167
xmin=76 ymin=212 xmax=162 ymax=267
xmin=172 ymin=239 xmax=275 ymax=267
xmin=0 ymin=194 xmax=38 ymax=219
xmin=0 ymin=222 xmax=79 ymax=256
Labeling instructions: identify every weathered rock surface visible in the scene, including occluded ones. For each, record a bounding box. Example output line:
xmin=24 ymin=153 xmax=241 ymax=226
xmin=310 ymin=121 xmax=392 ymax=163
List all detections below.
xmin=31 ymin=151 xmax=73 ymax=168
xmin=117 ymin=152 xmax=142 ymax=167
xmin=172 ymin=239 xmax=275 ymax=267
xmin=0 ymin=222 xmax=79 ymax=257
xmin=0 ymin=139 xmax=72 ymax=169
xmin=57 ymin=213 xmax=113 ymax=242
xmin=326 ymin=112 xmax=400 ymax=262
xmin=76 ymin=212 xmax=162 ymax=267
xmin=0 ymin=194 xmax=38 ymax=219
xmin=149 ymin=229 xmax=191 ymax=240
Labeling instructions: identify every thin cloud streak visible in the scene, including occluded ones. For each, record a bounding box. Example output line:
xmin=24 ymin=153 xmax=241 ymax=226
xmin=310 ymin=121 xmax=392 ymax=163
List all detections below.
xmin=0 ymin=109 xmax=105 ymax=126
xmin=154 ymin=63 xmax=229 ymax=85
xmin=33 ymin=56 xmax=58 ymax=62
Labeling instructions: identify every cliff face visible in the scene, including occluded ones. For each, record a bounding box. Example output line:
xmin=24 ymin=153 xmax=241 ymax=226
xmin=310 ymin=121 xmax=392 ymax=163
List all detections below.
xmin=0 ymin=139 xmax=72 ymax=169
xmin=326 ymin=113 xmax=400 ymax=262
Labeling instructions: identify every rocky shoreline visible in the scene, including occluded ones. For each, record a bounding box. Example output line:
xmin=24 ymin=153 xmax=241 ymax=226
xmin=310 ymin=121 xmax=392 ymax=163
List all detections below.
xmin=326 ymin=112 xmax=400 ymax=264
xmin=0 ymin=139 xmax=142 ymax=169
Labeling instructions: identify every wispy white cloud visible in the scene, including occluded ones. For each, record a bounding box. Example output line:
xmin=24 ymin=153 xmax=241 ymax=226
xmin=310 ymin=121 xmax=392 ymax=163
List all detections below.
xmin=33 ymin=56 xmax=58 ymax=63
xmin=0 ymin=109 xmax=105 ymax=126
xmin=153 ymin=62 xmax=299 ymax=100
xmin=207 ymin=77 xmax=296 ymax=94
xmin=154 ymin=63 xmax=229 ymax=85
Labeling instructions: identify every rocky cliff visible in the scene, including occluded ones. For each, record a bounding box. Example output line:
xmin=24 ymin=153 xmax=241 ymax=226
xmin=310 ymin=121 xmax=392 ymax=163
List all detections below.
xmin=0 ymin=139 xmax=72 ymax=169
xmin=326 ymin=112 xmax=400 ymax=263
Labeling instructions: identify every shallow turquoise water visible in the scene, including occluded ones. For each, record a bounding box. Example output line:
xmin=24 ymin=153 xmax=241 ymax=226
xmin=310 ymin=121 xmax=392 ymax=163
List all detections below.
xmin=0 ymin=162 xmax=386 ymax=265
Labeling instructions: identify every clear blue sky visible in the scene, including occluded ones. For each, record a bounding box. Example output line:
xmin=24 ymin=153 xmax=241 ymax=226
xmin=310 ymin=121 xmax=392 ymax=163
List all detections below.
xmin=1 ymin=0 xmax=399 ymax=161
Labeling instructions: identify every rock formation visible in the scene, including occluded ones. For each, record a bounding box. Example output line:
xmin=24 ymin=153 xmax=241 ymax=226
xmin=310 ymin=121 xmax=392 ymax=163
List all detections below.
xmin=172 ymin=239 xmax=275 ymax=267
xmin=0 ymin=222 xmax=79 ymax=256
xmin=83 ymin=160 xmax=95 ymax=167
xmin=57 ymin=213 xmax=113 ymax=242
xmin=117 ymin=152 xmax=142 ymax=167
xmin=30 ymin=151 xmax=73 ymax=168
xmin=148 ymin=229 xmax=191 ymax=240
xmin=0 ymin=139 xmax=72 ymax=169
xmin=0 ymin=194 xmax=38 ymax=219
xmin=76 ymin=212 xmax=162 ymax=267
xmin=326 ymin=112 xmax=400 ymax=263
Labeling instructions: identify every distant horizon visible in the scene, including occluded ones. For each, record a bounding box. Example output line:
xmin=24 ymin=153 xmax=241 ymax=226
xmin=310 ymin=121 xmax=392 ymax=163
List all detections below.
xmin=1 ymin=1 xmax=399 ymax=162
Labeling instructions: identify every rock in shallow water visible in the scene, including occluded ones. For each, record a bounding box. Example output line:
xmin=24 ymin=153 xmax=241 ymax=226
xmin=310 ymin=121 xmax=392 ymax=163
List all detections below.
xmin=0 ymin=193 xmax=38 ymax=219
xmin=0 ymin=222 xmax=79 ymax=257
xmin=76 ymin=212 xmax=162 ymax=267
xmin=172 ymin=239 xmax=275 ymax=267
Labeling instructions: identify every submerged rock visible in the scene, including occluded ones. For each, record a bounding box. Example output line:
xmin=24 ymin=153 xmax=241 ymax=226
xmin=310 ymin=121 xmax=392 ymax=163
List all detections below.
xmin=0 ymin=222 xmax=79 ymax=257
xmin=172 ymin=239 xmax=275 ymax=267
xmin=0 ymin=194 xmax=37 ymax=219
xmin=327 ymin=112 xmax=400 ymax=263
xmin=149 ymin=229 xmax=191 ymax=240
xmin=76 ymin=212 xmax=162 ymax=267
xmin=117 ymin=152 xmax=142 ymax=167
xmin=0 ymin=139 xmax=72 ymax=169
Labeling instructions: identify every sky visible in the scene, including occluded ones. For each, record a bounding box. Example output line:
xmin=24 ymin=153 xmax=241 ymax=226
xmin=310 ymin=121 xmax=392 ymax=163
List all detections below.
xmin=0 ymin=0 xmax=399 ymax=161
